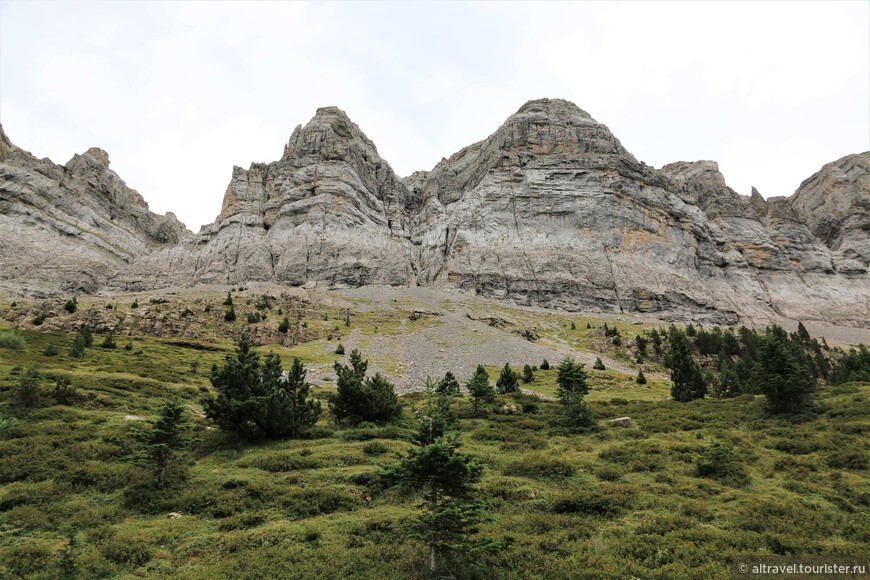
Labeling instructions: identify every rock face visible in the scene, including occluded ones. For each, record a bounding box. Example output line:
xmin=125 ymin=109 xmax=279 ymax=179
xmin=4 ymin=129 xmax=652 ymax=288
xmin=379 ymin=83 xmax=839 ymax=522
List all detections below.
xmin=790 ymin=153 xmax=870 ymax=268
xmin=0 ymin=124 xmax=188 ymax=295
xmin=2 ymin=101 xmax=868 ymax=327
xmin=115 ymin=107 xmax=417 ymax=290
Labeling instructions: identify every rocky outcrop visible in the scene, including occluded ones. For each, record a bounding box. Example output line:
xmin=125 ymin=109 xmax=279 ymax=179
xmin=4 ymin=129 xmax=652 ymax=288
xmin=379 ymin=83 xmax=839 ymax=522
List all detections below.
xmin=790 ymin=152 xmax=870 ymax=268
xmin=408 ymin=99 xmax=868 ymax=325
xmin=114 ymin=107 xmax=417 ymax=290
xmin=0 ymin=123 xmax=188 ymax=296
xmin=2 ymin=101 xmax=868 ymax=327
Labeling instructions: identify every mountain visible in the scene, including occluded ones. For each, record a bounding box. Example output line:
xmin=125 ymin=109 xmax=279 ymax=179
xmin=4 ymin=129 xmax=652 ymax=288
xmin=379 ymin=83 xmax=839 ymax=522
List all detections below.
xmin=0 ymin=124 xmax=188 ymax=296
xmin=1 ymin=101 xmax=867 ymax=326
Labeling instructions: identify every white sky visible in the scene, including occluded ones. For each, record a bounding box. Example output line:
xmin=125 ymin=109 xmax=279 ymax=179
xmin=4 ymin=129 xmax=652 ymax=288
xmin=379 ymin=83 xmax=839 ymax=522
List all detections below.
xmin=1 ymin=1 xmax=868 ymax=232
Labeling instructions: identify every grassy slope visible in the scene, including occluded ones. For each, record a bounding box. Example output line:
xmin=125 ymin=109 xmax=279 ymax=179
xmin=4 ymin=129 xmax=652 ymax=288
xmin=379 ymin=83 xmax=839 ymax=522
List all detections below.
xmin=0 ymin=327 xmax=868 ymax=578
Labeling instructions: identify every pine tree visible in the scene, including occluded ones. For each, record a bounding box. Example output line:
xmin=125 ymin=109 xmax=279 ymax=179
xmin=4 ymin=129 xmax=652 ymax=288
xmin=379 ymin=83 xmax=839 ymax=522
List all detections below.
xmin=330 ymin=349 xmax=401 ymax=423
xmin=224 ymin=305 xmax=236 ymax=322
xmin=134 ymin=399 xmax=191 ymax=489
xmin=522 ymin=364 xmax=534 ymax=384
xmin=53 ymin=375 xmax=76 ymax=405
xmin=593 ymin=357 xmax=606 ymax=370
xmin=131 ymin=299 xmax=139 ymax=309
xmin=69 ymin=334 xmax=86 ymax=358
xmin=204 ymin=335 xmax=262 ymax=437
xmin=669 ymin=327 xmax=707 ymax=402
xmin=540 ymin=359 xmax=550 ymax=370
xmin=223 ymin=291 xmax=233 ymax=306
xmin=636 ymin=369 xmax=646 ymax=384
xmin=555 ymin=357 xmax=589 ymax=406
xmin=495 ymin=363 xmax=520 ymax=394
xmin=436 ymin=371 xmax=461 ymax=395
xmin=796 ymin=321 xmax=811 ymax=342
xmin=64 ymin=297 xmax=77 ymax=313
xmin=466 ymin=365 xmax=495 ymax=415
xmin=79 ymin=325 xmax=93 ymax=347
xmin=13 ymin=367 xmax=42 ymax=409
xmin=258 ymin=357 xmax=322 ymax=438
xmin=757 ymin=325 xmax=816 ymax=413
xmin=390 ymin=385 xmax=485 ymax=573
xmin=100 ymin=334 xmax=116 ymax=349
xmin=278 ymin=316 xmax=290 ymax=333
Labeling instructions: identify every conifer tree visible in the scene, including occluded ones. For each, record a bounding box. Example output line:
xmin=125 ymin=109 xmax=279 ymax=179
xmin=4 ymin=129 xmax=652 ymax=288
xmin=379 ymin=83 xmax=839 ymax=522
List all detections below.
xmin=669 ymin=327 xmax=707 ymax=402
xmin=495 ymin=363 xmax=519 ymax=394
xmin=134 ymin=399 xmax=191 ymax=489
xmin=466 ymin=365 xmax=495 ymax=415
xmin=556 ymin=357 xmax=589 ymax=406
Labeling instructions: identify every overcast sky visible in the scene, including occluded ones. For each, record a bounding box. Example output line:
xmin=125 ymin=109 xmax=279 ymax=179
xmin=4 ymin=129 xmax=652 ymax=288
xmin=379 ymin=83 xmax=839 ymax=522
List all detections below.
xmin=1 ymin=1 xmax=868 ymax=232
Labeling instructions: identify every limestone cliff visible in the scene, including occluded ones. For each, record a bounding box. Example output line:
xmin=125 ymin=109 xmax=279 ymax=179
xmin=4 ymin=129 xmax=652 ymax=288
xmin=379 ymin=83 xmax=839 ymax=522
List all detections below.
xmin=0 ymin=124 xmax=188 ymax=295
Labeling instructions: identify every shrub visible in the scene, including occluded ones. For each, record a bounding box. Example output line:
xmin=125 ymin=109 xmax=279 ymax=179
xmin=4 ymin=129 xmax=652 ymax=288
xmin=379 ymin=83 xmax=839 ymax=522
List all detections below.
xmin=593 ymin=357 xmax=606 ymax=371
xmin=436 ymin=371 xmax=461 ymax=395
xmin=100 ymin=334 xmax=117 ymax=349
xmin=496 ymin=363 xmax=520 ymax=394
xmin=278 ymin=316 xmax=290 ymax=333
xmin=540 ymin=359 xmax=550 ymax=370
xmin=831 ymin=344 xmax=870 ymax=385
xmin=124 ymin=340 xmax=133 ymax=351
xmin=247 ymin=312 xmax=261 ymax=324
xmin=224 ymin=305 xmax=236 ymax=322
xmin=552 ymin=487 xmax=635 ymax=517
xmin=64 ymin=297 xmax=77 ymax=313
xmin=69 ymin=335 xmax=86 ymax=358
xmin=0 ymin=330 xmax=26 ymax=350
xmin=53 ymin=375 xmax=76 ymax=405
xmin=362 ymin=441 xmax=389 ymax=456
xmin=636 ymin=369 xmax=647 ymax=384
xmin=330 ymin=349 xmax=401 ymax=424
xmin=566 ymin=394 xmax=595 ymax=428
xmin=467 ymin=365 xmax=495 ymax=414
xmin=13 ymin=367 xmax=42 ymax=408
xmin=522 ymin=364 xmax=534 ymax=384
xmin=570 ymin=321 xmax=576 ymax=330
xmin=504 ymin=455 xmax=575 ymax=479
xmin=78 ymin=325 xmax=93 ymax=347
xmin=696 ymin=439 xmax=748 ymax=486
xmin=131 ymin=299 xmax=139 ymax=309
xmin=42 ymin=344 xmax=59 ymax=356
xmin=556 ymin=357 xmax=589 ymax=406
xmin=32 ymin=313 xmax=46 ymax=325
xmin=223 ymin=292 xmax=233 ymax=306
xmin=335 ymin=342 xmax=345 ymax=355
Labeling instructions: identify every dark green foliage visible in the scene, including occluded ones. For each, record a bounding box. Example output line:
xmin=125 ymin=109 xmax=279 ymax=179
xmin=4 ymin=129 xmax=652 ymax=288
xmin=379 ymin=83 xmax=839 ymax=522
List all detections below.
xmin=204 ymin=303 xmax=211 ymax=313
xmin=757 ymin=325 xmax=816 ymax=413
xmin=133 ymin=399 xmax=191 ymax=489
xmin=540 ymin=359 xmax=550 ymax=370
xmin=204 ymin=335 xmax=322 ymax=438
xmin=0 ymin=330 xmax=26 ymax=350
xmin=13 ymin=367 xmax=42 ymax=408
xmin=42 ymin=343 xmax=59 ymax=357
xmin=262 ymin=357 xmax=322 ymax=438
xmin=604 ymin=324 xmax=620 ymax=338
xmin=247 ymin=312 xmax=261 ymax=324
xmin=64 ymin=297 xmax=77 ymax=313
xmin=330 ymin=349 xmax=401 ymax=424
xmin=496 ymin=363 xmax=520 ymax=394
xmin=344 ymin=311 xmax=351 ymax=327
xmin=278 ymin=316 xmax=290 ymax=333
xmin=555 ymin=357 xmax=588 ymax=406
xmin=570 ymin=321 xmax=576 ymax=330
xmin=100 ymin=334 xmax=117 ymax=349
xmin=79 ymin=325 xmax=93 ymax=347
xmin=409 ymin=311 xmax=420 ymax=321
xmin=436 ymin=371 xmax=461 ymax=395
xmin=552 ymin=486 xmax=636 ymax=517
xmin=592 ymin=357 xmax=606 ymax=370
xmin=831 ymin=345 xmax=870 ymax=385
xmin=635 ymin=334 xmax=648 ymax=357
xmin=566 ymin=394 xmax=595 ymax=428
xmin=131 ymin=299 xmax=139 ymax=309
xmin=694 ymin=326 xmax=723 ymax=356
xmin=335 ymin=342 xmax=345 ymax=355
xmin=223 ymin=292 xmax=233 ymax=306
xmin=32 ymin=312 xmax=46 ymax=325
xmin=124 ymin=340 xmax=133 ymax=351
xmin=224 ymin=305 xmax=236 ymax=322
xmin=586 ymin=322 xmax=592 ymax=329
xmin=713 ymin=360 xmax=741 ymax=398
xmin=636 ymin=369 xmax=646 ymax=384
xmin=414 ymin=378 xmax=458 ymax=446
xmin=69 ymin=335 xmax=87 ymax=358
xmin=669 ymin=327 xmax=707 ymax=402
xmin=685 ymin=323 xmax=696 ymax=337
xmin=53 ymin=374 xmax=76 ymax=405
xmin=797 ymin=321 xmax=811 ymax=342
xmin=389 ymin=392 xmax=485 ymax=573
xmin=696 ymin=439 xmax=748 ymax=487
xmin=467 ymin=365 xmax=495 ymax=414
xmin=522 ymin=364 xmax=534 ymax=384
